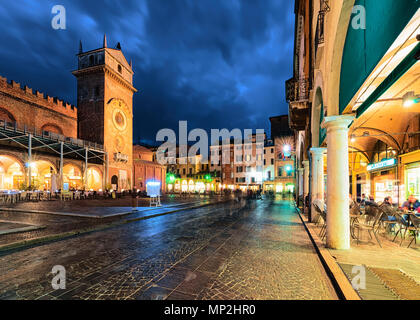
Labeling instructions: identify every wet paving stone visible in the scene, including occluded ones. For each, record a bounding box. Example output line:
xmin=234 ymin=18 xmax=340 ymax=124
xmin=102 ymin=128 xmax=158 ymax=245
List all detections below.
xmin=175 ymin=270 xmax=214 ymax=295
xmin=0 ymin=200 xmax=338 ymax=300
xmin=133 ymin=285 xmax=172 ymax=300
xmin=166 ymin=290 xmax=197 ymax=300
xmin=155 ymin=266 xmax=193 ymax=290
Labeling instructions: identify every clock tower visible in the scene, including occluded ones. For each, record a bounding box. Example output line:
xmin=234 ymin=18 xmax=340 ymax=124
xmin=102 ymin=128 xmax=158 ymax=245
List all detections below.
xmin=73 ymin=35 xmax=137 ymax=190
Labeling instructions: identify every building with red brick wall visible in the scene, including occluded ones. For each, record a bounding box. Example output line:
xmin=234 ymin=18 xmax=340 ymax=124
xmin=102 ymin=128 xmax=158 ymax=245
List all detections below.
xmin=0 ymin=37 xmax=147 ymax=192
xmin=133 ymin=145 xmax=166 ymax=193
xmin=0 ymin=76 xmax=88 ymax=191
xmin=0 ymin=76 xmax=77 ymax=138
xmin=73 ymin=36 xmax=137 ymax=191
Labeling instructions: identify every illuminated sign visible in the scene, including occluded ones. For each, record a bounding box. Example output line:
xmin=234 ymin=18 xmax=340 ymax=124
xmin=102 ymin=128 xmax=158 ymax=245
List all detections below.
xmin=146 ymin=181 xmax=161 ymax=197
xmin=63 ymin=183 xmax=69 ymax=192
xmin=367 ymin=158 xmax=396 ymax=172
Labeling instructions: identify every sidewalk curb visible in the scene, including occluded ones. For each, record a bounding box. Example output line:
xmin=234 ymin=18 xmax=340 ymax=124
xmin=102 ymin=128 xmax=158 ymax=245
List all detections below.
xmin=0 ymin=201 xmax=205 ymax=219
xmin=294 ymin=204 xmax=361 ymax=301
xmin=0 ymin=200 xmax=228 ymax=254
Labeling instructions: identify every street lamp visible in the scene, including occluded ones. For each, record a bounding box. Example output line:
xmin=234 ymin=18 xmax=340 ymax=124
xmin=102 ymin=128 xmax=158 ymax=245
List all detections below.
xmin=403 ymin=91 xmax=420 ymax=107
xmin=167 ymin=173 xmax=176 ymax=183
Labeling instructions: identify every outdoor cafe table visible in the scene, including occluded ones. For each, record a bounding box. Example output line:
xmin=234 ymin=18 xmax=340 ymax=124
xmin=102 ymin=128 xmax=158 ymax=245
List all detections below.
xmin=0 ymin=191 xmax=19 ymax=203
xmin=26 ymin=191 xmax=43 ymax=201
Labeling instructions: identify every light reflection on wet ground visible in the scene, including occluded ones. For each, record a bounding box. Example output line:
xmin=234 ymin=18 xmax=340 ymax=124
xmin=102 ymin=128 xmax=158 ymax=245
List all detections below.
xmin=0 ymin=199 xmax=337 ymax=300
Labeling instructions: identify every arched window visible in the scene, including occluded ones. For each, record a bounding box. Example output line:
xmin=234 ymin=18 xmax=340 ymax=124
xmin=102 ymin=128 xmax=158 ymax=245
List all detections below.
xmin=0 ymin=107 xmax=16 ymax=123
xmin=41 ymin=124 xmax=63 ymax=135
xmin=89 ymin=55 xmax=95 ymax=66
xmin=118 ymin=64 xmax=122 ymax=73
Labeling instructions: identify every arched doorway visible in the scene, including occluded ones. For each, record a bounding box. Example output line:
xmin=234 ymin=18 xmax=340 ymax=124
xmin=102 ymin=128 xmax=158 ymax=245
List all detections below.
xmin=188 ymin=180 xmax=195 ymax=193
xmin=0 ymin=155 xmax=24 ymax=190
xmin=87 ymin=167 xmax=102 ymax=190
xmin=63 ymin=164 xmax=83 ymax=190
xmin=312 ymin=87 xmax=325 ymax=147
xmin=111 ymin=175 xmax=118 ymax=191
xmin=30 ymin=160 xmax=57 ymax=191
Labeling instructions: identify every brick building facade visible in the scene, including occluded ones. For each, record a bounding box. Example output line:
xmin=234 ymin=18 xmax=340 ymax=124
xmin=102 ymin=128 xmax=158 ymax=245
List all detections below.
xmin=0 ymin=37 xmax=165 ymax=193
xmin=133 ymin=145 xmax=166 ymax=192
xmin=73 ymin=36 xmax=136 ymax=190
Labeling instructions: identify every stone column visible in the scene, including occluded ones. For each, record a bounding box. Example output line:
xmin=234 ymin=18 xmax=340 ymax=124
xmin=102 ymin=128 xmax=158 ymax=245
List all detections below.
xmin=302 ymin=160 xmax=310 ymax=213
xmin=322 ymin=115 xmax=355 ymax=250
xmin=310 ymin=148 xmax=326 ymax=222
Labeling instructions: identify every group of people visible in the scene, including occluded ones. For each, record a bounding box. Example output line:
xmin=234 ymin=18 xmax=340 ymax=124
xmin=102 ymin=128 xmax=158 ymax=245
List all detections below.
xmin=356 ymin=193 xmax=420 ymax=213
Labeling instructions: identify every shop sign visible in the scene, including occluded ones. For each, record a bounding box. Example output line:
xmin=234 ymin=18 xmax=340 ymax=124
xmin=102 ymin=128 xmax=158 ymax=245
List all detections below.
xmin=367 ymin=158 xmax=396 ymax=172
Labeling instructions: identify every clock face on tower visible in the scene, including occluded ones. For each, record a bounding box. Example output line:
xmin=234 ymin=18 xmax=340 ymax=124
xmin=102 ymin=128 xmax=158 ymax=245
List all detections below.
xmin=108 ymin=99 xmax=130 ymax=154
xmin=112 ymin=107 xmax=128 ymax=131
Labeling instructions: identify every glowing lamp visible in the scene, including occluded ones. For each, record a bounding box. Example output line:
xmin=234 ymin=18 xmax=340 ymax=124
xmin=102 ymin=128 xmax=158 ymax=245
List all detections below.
xmin=403 ymin=91 xmax=419 ymax=108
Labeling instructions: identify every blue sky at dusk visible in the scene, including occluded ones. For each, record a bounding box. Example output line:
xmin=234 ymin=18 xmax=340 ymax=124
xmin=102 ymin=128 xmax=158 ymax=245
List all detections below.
xmin=0 ymin=0 xmax=295 ymax=144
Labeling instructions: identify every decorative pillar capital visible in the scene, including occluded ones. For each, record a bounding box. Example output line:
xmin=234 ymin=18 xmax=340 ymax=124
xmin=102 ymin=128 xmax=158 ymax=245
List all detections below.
xmin=321 ymin=115 xmax=355 ymax=130
xmin=297 ymin=167 xmax=304 ymax=173
xmin=310 ymin=147 xmax=327 ymax=157
xmin=302 ymin=160 xmax=310 ymax=168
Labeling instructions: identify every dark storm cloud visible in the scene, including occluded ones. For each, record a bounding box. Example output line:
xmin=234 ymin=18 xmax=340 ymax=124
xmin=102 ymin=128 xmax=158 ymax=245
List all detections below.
xmin=0 ymin=0 xmax=294 ymax=144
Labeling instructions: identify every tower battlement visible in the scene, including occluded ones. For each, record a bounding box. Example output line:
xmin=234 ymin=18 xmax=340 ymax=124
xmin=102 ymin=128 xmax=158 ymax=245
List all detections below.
xmin=0 ymin=75 xmax=76 ymax=118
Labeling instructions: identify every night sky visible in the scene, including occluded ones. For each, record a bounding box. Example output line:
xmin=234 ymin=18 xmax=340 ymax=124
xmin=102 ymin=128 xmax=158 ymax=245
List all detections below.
xmin=0 ymin=0 xmax=294 ymax=145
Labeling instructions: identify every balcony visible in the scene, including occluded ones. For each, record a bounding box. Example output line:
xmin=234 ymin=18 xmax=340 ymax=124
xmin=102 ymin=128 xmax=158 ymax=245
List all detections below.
xmin=286 ymin=77 xmax=310 ymax=103
xmin=114 ymin=152 xmax=129 ymax=163
xmin=286 ymin=78 xmax=310 ymax=131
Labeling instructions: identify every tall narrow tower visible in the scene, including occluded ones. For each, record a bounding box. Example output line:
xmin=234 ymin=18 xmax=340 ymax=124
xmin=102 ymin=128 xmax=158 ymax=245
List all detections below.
xmin=72 ymin=37 xmax=137 ymax=190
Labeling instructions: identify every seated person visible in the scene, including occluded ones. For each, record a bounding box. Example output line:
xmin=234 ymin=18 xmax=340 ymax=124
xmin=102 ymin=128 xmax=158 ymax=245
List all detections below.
xmin=380 ymin=196 xmax=396 ymax=220
xmin=364 ymin=195 xmax=378 ymax=207
xmin=382 ymin=196 xmax=392 ymax=206
xmin=402 ymin=195 xmax=420 ymax=212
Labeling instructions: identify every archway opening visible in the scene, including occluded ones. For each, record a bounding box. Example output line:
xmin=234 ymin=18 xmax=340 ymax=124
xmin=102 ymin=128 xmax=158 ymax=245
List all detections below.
xmin=111 ymin=175 xmax=119 ymax=191
xmin=312 ymin=88 xmax=325 ymax=147
xmin=87 ymin=167 xmax=102 ymax=191
xmin=63 ymin=164 xmax=83 ymax=190
xmin=0 ymin=107 xmax=16 ymax=123
xmin=30 ymin=160 xmax=57 ymax=191
xmin=0 ymin=155 xmax=23 ymax=190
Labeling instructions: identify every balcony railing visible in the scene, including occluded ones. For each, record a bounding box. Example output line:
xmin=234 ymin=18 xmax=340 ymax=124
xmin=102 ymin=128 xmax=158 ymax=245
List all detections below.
xmin=286 ymin=77 xmax=310 ymax=103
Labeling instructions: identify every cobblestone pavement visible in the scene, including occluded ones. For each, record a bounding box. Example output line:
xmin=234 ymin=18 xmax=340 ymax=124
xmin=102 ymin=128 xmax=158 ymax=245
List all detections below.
xmin=0 ymin=200 xmax=338 ymax=300
xmin=0 ymin=199 xmax=215 ymax=246
xmin=2 ymin=194 xmax=216 ymax=216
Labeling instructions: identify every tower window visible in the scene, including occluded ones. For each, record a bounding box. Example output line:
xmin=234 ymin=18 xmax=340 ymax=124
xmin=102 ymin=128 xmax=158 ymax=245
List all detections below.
xmin=95 ymin=86 xmax=100 ymax=97
xmin=89 ymin=55 xmax=95 ymax=66
xmin=118 ymin=64 xmax=122 ymax=73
